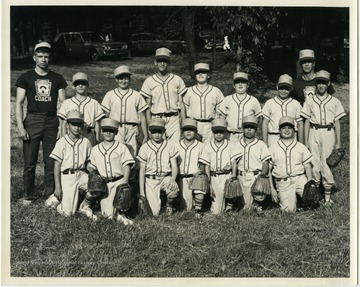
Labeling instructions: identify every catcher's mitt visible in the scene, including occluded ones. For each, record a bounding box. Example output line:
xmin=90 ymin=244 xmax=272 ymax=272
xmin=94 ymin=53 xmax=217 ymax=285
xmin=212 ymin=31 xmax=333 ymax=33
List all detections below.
xmin=189 ymin=172 xmax=209 ymax=192
xmin=113 ymin=183 xmax=133 ymax=213
xmin=138 ymin=195 xmax=153 ymax=216
xmin=251 ymin=174 xmax=271 ymax=202
xmin=326 ymin=148 xmax=345 ymax=168
xmin=224 ymin=177 xmax=243 ymax=199
xmin=88 ymin=170 xmax=106 ymax=198
xmin=302 ymin=180 xmax=321 ymax=208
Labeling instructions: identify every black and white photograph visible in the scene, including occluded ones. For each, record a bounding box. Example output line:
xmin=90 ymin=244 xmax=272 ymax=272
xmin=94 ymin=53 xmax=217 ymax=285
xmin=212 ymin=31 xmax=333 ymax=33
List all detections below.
xmin=2 ymin=0 xmax=357 ymax=285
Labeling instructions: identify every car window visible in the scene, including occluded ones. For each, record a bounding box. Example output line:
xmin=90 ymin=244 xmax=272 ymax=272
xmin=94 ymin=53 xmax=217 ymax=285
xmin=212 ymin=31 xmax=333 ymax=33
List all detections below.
xmin=82 ymin=33 xmax=103 ymax=43
xmin=64 ymin=34 xmax=71 ymax=43
xmin=73 ymin=34 xmax=83 ymax=43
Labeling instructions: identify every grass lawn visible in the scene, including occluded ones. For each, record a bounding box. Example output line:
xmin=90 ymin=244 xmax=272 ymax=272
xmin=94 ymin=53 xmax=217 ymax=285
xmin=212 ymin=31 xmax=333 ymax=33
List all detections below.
xmin=7 ymin=53 xmax=353 ymax=280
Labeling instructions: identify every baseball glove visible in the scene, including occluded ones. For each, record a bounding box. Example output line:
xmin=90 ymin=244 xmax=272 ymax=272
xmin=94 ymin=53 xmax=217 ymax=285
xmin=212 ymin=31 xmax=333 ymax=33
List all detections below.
xmin=189 ymin=172 xmax=209 ymax=192
xmin=302 ymin=180 xmax=321 ymax=208
xmin=251 ymin=174 xmax=271 ymax=202
xmin=224 ymin=177 xmax=243 ymax=199
xmin=113 ymin=183 xmax=133 ymax=213
xmin=88 ymin=170 xmax=106 ymax=198
xmin=138 ymin=195 xmax=153 ymax=216
xmin=326 ymin=148 xmax=345 ymax=168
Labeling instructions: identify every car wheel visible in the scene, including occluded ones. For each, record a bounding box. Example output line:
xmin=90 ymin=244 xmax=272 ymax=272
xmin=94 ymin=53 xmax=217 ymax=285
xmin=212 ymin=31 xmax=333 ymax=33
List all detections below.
xmin=90 ymin=50 xmax=100 ymax=61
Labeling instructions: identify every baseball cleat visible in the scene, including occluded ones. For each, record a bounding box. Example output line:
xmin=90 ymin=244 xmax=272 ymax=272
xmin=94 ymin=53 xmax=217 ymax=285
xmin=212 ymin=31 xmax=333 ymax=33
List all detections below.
xmin=117 ymin=214 xmax=134 ymax=225
xmin=165 ymin=206 xmax=174 ymax=216
xmin=45 ymin=194 xmax=60 ymax=209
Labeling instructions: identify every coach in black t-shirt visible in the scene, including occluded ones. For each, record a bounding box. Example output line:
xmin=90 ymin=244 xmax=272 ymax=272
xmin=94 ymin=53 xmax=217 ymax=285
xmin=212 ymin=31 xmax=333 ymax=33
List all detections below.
xmin=15 ymin=42 xmax=67 ymax=205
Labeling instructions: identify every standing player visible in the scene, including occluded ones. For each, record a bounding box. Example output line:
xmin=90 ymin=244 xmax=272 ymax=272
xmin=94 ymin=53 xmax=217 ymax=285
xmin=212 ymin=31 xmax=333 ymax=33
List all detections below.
xmin=262 ymin=74 xmax=303 ymax=147
xmin=238 ymin=116 xmax=272 ymax=212
xmin=301 ymin=70 xmax=346 ymax=206
xmin=176 ymin=119 xmax=209 ymax=216
xmin=15 ymin=42 xmax=67 ymax=205
xmin=202 ymin=119 xmax=242 ymax=214
xmin=101 ymin=65 xmax=148 ymax=156
xmin=140 ymin=47 xmax=187 ymax=143
xmin=88 ymin=118 xmax=135 ymax=224
xmin=45 ymin=110 xmax=96 ymax=219
xmin=269 ymin=116 xmax=313 ymax=213
xmin=219 ymin=72 xmax=262 ymax=142
xmin=291 ymin=49 xmax=336 ymax=106
xmin=183 ymin=63 xmax=224 ymax=142
xmin=57 ymin=72 xmax=105 ymax=146
xmin=137 ymin=118 xmax=179 ymax=217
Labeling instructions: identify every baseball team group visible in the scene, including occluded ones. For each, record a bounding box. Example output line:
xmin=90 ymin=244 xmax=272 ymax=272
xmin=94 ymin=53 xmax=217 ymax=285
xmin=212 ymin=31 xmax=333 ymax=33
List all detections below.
xmin=15 ymin=41 xmax=346 ymax=225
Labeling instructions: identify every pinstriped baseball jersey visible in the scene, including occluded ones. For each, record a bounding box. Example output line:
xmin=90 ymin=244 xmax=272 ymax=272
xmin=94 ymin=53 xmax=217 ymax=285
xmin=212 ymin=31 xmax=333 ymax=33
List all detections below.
xmin=137 ymin=140 xmax=178 ymax=175
xmin=201 ymin=139 xmax=242 ymax=171
xmin=176 ymin=139 xmax=209 ymax=175
xmin=88 ymin=141 xmax=135 ymax=179
xmin=262 ymin=96 xmax=302 ymax=132
xmin=269 ymin=140 xmax=312 ymax=178
xmin=300 ymin=94 xmax=346 ymax=124
xmin=50 ymin=135 xmax=92 ymax=172
xmin=140 ymin=73 xmax=187 ymax=114
xmin=58 ymin=97 xmax=105 ymax=127
xmin=101 ymin=88 xmax=148 ymax=123
xmin=183 ymin=85 xmax=224 ymax=119
xmin=238 ymin=138 xmax=271 ymax=172
xmin=218 ymin=93 xmax=262 ymax=132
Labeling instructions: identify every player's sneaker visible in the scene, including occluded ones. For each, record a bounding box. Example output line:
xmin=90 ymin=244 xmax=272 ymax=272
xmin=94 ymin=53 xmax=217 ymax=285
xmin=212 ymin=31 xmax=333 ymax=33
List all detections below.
xmin=254 ymin=205 xmax=264 ymax=214
xmin=45 ymin=194 xmax=60 ymax=209
xmin=79 ymin=202 xmax=98 ymax=221
xmin=166 ymin=206 xmax=174 ymax=216
xmin=323 ymin=199 xmax=335 ymax=207
xmin=117 ymin=214 xmax=134 ymax=225
xmin=195 ymin=210 xmax=203 ymax=219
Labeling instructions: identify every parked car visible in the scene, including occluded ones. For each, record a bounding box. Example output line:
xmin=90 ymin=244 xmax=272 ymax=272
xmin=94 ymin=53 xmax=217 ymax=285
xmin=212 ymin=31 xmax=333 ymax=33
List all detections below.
xmin=53 ymin=31 xmax=128 ymax=61
xmin=131 ymin=33 xmax=186 ymax=55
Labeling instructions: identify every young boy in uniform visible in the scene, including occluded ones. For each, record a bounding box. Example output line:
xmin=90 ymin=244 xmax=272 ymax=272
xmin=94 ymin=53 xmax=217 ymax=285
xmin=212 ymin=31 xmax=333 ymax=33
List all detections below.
xmin=87 ymin=118 xmax=135 ymax=224
xmin=58 ymin=72 xmax=105 ymax=146
xmin=238 ymin=116 xmax=272 ymax=213
xmin=101 ymin=65 xmax=148 ymax=156
xmin=175 ymin=119 xmax=209 ymax=217
xmin=262 ymin=74 xmax=304 ymax=147
xmin=137 ymin=118 xmax=179 ymax=217
xmin=269 ymin=116 xmax=313 ymax=213
xmin=183 ymin=63 xmax=224 ymax=142
xmin=301 ymin=70 xmax=346 ymax=206
xmin=140 ymin=48 xmax=187 ymax=144
xmin=202 ymin=119 xmax=242 ymax=214
xmin=219 ymin=72 xmax=262 ymax=142
xmin=44 ymin=110 xmax=95 ymax=220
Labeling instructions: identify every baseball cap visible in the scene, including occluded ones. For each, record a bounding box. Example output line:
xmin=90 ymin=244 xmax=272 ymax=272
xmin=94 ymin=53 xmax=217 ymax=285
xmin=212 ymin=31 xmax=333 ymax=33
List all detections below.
xmin=149 ymin=118 xmax=166 ymax=132
xmin=34 ymin=42 xmax=52 ymax=52
xmin=211 ymin=118 xmax=228 ymax=132
xmin=66 ymin=110 xmax=84 ymax=124
xmin=233 ymin=72 xmax=249 ymax=82
xmin=277 ymin=74 xmax=293 ymax=88
xmin=314 ymin=70 xmax=330 ymax=82
xmin=299 ymin=49 xmax=315 ymax=62
xmin=181 ymin=118 xmax=197 ymax=130
xmin=155 ymin=47 xmax=171 ymax=61
xmin=242 ymin=116 xmax=258 ymax=128
xmin=279 ymin=116 xmax=295 ymax=129
xmin=114 ymin=65 xmax=132 ymax=78
xmin=194 ymin=63 xmax=210 ymax=73
xmin=72 ymin=72 xmax=88 ymax=84
xmin=101 ymin=118 xmax=119 ymax=131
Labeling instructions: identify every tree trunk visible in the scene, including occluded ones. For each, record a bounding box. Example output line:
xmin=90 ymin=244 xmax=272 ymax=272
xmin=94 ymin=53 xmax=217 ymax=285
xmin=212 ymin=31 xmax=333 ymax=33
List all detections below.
xmin=181 ymin=7 xmax=197 ymax=79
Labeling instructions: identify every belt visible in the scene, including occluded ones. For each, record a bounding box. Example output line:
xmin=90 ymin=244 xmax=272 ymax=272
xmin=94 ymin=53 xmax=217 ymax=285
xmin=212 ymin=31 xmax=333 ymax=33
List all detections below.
xmin=239 ymin=170 xmax=260 ymax=176
xmin=145 ymin=172 xmax=171 ymax=179
xmin=194 ymin=118 xmax=213 ymax=123
xmin=268 ymin=132 xmax=280 ymax=135
xmin=310 ymin=122 xmax=334 ymax=131
xmin=28 ymin=111 xmax=56 ymax=116
xmin=153 ymin=112 xmax=178 ymax=117
xmin=119 ymin=122 xmax=138 ymax=127
xmin=62 ymin=168 xmax=88 ymax=175
xmin=210 ymin=170 xmax=231 ymax=176
xmin=275 ymin=174 xmax=304 ymax=182
xmin=104 ymin=175 xmax=124 ymax=183
xmin=178 ymin=174 xmax=194 ymax=178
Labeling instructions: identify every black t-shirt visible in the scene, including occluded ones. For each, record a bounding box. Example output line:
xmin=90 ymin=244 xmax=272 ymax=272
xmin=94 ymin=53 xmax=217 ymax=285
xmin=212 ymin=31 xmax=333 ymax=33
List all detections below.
xmin=291 ymin=76 xmax=336 ymax=106
xmin=15 ymin=69 xmax=67 ymax=113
